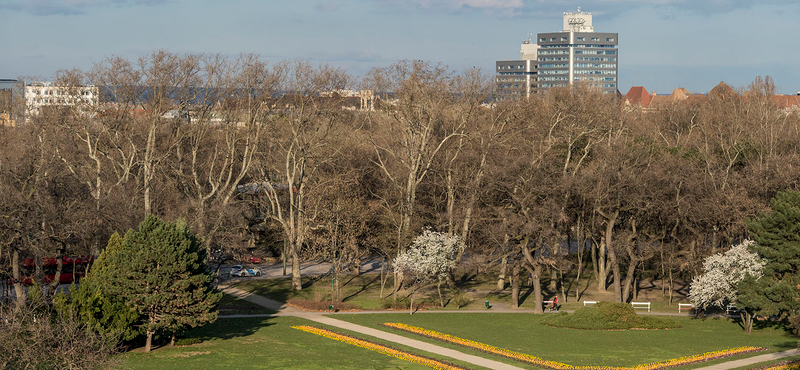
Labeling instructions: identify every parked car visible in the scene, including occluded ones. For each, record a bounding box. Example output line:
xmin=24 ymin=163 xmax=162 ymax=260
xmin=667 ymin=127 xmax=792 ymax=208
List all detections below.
xmin=229 ymin=265 xmax=262 ymax=277
xmin=248 ymin=256 xmax=262 ymax=264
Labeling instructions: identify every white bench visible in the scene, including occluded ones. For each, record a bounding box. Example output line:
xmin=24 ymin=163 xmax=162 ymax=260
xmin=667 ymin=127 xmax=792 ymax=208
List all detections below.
xmin=543 ymin=300 xmax=558 ymax=312
xmin=678 ymin=303 xmax=695 ymax=313
xmin=583 ymin=300 xmax=598 ymax=307
xmin=726 ymin=304 xmax=742 ymax=315
xmin=631 ymin=302 xmax=651 ymax=312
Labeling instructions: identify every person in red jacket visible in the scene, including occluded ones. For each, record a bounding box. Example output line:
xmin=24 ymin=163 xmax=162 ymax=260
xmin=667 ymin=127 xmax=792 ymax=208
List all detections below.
xmin=550 ymin=295 xmax=559 ymax=312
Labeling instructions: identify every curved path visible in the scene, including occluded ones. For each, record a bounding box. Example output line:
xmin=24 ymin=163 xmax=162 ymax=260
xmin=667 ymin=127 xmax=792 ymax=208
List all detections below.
xmin=218 ymin=284 xmax=800 ymax=370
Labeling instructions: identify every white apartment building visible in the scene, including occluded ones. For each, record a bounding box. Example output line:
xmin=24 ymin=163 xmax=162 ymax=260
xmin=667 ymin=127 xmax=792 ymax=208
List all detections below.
xmin=25 ymin=82 xmax=99 ymax=114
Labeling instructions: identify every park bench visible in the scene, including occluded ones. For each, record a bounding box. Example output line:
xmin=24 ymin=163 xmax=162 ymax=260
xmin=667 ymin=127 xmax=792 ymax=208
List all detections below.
xmin=631 ymin=301 xmax=651 ymax=312
xmin=726 ymin=304 xmax=742 ymax=315
xmin=678 ymin=303 xmax=695 ymax=313
xmin=583 ymin=300 xmax=598 ymax=307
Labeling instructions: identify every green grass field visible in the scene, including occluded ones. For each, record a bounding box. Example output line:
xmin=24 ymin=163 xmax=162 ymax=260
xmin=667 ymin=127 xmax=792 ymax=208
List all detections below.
xmin=331 ymin=313 xmax=798 ymax=367
xmin=114 ymin=316 xmax=489 ymax=370
xmin=113 ymin=312 xmax=798 ymax=370
xmin=217 ymin=293 xmax=276 ymax=315
xmin=113 ymin=272 xmax=797 ymax=370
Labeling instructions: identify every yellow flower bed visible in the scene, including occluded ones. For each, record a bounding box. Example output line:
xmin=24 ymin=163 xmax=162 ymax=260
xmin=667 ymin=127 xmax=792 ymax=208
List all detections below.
xmin=291 ymin=325 xmax=467 ymax=370
xmin=383 ymin=322 xmax=767 ymax=370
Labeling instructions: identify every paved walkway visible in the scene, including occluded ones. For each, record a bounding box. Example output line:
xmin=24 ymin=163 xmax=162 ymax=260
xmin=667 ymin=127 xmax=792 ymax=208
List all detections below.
xmin=694 ymin=349 xmax=800 ymax=370
xmin=218 ymin=284 xmax=526 ymax=370
xmin=218 ymin=284 xmax=800 ymax=370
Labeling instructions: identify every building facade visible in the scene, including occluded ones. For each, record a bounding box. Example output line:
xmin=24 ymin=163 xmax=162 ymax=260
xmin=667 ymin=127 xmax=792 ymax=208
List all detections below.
xmin=496 ymin=8 xmax=618 ymax=98
xmin=495 ymin=40 xmax=539 ymax=100
xmin=24 ymin=81 xmax=98 ymax=115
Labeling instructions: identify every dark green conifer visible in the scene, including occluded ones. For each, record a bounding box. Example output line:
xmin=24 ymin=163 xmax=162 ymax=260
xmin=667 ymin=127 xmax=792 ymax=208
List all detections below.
xmin=739 ymin=191 xmax=800 ymax=332
xmin=105 ymin=215 xmax=220 ymax=351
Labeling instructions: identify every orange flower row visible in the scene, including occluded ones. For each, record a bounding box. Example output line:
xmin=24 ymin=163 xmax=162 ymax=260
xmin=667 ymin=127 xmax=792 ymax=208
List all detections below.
xmin=291 ymin=325 xmax=468 ymax=370
xmin=382 ymin=322 xmax=766 ymax=370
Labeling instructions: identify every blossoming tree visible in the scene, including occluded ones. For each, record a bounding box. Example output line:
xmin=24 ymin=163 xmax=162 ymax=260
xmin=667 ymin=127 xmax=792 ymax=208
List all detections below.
xmin=394 ymin=230 xmax=465 ymax=312
xmin=688 ymin=239 xmax=765 ymax=332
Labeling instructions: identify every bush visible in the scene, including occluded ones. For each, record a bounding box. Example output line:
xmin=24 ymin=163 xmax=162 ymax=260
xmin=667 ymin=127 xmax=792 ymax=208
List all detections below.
xmin=541 ymin=302 xmax=680 ymax=330
xmin=0 ymin=301 xmax=118 ymax=369
xmin=286 ymin=299 xmax=360 ymax=312
xmin=450 ymin=293 xmax=472 ymax=309
xmin=380 ymin=296 xmax=411 ymax=310
xmin=174 ymin=337 xmax=202 ymax=346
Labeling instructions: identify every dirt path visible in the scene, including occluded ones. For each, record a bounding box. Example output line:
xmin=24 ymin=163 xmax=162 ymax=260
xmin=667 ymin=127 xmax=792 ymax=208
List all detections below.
xmin=217 ymin=284 xmax=797 ymax=370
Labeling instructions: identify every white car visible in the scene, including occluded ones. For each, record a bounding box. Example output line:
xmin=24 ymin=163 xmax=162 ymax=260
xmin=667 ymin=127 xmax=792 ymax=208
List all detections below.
xmin=229 ymin=265 xmax=262 ymax=277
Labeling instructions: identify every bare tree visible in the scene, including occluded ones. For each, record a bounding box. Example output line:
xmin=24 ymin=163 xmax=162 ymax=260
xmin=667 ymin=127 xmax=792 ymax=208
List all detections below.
xmin=253 ymin=61 xmax=350 ymax=290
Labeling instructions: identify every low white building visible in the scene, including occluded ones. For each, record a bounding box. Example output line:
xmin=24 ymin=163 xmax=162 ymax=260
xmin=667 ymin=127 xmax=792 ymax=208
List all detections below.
xmin=24 ymin=82 xmax=98 ymax=114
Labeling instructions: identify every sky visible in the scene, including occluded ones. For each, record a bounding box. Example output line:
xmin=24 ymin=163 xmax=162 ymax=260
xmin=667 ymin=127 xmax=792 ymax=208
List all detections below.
xmin=2 ymin=0 xmax=799 ymax=94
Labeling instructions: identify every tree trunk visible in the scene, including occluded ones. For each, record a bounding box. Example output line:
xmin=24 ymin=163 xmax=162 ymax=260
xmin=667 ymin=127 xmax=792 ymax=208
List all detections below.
xmin=379 ymin=258 xmax=387 ymax=298
xmin=741 ymin=310 xmax=754 ymax=334
xmin=547 ymin=265 xmax=557 ymax=291
xmin=511 ymin=259 xmax=520 ymax=308
xmin=573 ymin=228 xmax=584 ymax=301
xmin=532 ymin=262 xmax=543 ymax=314
xmin=48 ymin=257 xmax=63 ymax=300
xmin=604 ymin=210 xmax=622 ymax=302
xmin=170 ymin=335 xmax=175 ymax=347
xmin=622 ymin=260 xmax=637 ymax=303
xmin=291 ymin=245 xmax=301 ymax=291
xmin=595 ymin=238 xmax=608 ymax=292
xmin=12 ymin=249 xmax=25 ymax=308
xmin=437 ymin=278 xmax=444 ymax=308
xmin=497 ymin=254 xmax=508 ymax=290
xmin=145 ymin=330 xmax=154 ymax=352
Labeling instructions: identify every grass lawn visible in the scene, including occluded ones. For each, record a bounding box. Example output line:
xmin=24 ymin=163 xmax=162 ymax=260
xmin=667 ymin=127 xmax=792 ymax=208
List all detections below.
xmin=114 ymin=316 xmax=490 ymax=370
xmin=330 ymin=313 xmax=799 ymax=368
xmin=230 ymin=271 xmax=699 ymax=313
xmin=232 ymin=274 xmax=395 ymax=310
xmin=217 ymin=293 xmax=275 ymax=315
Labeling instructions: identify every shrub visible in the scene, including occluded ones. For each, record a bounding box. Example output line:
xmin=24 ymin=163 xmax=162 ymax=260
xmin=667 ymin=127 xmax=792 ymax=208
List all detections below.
xmin=451 ymin=293 xmax=472 ymax=309
xmin=541 ymin=302 xmax=680 ymax=330
xmin=381 ymin=297 xmax=411 ymax=310
xmin=174 ymin=337 xmax=202 ymax=346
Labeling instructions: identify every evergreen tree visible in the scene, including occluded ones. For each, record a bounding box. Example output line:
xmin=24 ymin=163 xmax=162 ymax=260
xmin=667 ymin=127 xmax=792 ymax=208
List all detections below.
xmin=106 ymin=215 xmax=221 ymax=351
xmin=56 ymin=232 xmax=140 ymax=341
xmin=740 ymin=191 xmax=800 ymax=332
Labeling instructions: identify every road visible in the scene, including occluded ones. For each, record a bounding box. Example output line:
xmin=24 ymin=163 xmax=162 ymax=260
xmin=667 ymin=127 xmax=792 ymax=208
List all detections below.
xmin=218 ymin=258 xmax=385 ymax=281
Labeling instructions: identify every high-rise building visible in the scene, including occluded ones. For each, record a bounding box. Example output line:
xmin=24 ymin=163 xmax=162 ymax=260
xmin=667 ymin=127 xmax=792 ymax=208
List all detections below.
xmin=495 ymin=39 xmax=538 ymax=100
xmin=496 ymin=8 xmax=619 ymax=98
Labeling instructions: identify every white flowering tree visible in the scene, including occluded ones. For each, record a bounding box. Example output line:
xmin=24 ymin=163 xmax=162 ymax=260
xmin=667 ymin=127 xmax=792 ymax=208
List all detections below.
xmin=394 ymin=230 xmax=465 ymax=312
xmin=688 ymin=240 xmax=765 ymax=330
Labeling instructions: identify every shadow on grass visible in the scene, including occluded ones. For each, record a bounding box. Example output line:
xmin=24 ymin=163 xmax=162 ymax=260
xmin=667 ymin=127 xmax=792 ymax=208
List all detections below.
xmin=341 ymin=275 xmax=380 ymax=303
xmin=188 ymin=316 xmax=276 ymax=342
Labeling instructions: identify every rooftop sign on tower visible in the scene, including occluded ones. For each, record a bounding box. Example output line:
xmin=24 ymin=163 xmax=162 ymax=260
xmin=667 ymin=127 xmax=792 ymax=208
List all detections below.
xmin=563 ymin=7 xmax=593 ymax=32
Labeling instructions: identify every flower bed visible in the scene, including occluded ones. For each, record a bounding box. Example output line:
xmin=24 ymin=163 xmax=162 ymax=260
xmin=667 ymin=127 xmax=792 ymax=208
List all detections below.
xmin=291 ymin=325 xmax=469 ymax=370
xmin=382 ymin=322 xmax=767 ymax=370
xmin=748 ymin=359 xmax=800 ymax=370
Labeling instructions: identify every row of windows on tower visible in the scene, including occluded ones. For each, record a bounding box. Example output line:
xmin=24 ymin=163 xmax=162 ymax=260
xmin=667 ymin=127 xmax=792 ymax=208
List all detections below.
xmin=540 ymin=37 xmax=615 ymax=42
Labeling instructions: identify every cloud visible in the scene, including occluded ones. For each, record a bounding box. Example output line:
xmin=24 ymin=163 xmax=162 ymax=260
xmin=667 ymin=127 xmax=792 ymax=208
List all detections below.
xmin=377 ymin=0 xmax=799 ymax=18
xmin=0 ymin=0 xmax=169 ymax=16
xmin=315 ymin=2 xmax=340 ymax=12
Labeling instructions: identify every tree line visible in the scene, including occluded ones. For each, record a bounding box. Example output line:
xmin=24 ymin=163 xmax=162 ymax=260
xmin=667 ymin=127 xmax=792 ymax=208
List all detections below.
xmin=2 ymin=52 xmax=799 ymax=319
